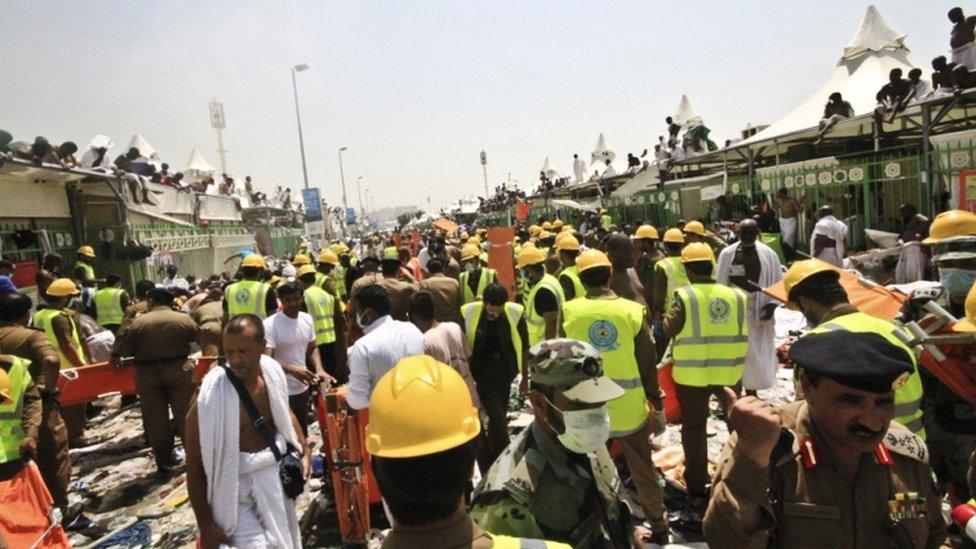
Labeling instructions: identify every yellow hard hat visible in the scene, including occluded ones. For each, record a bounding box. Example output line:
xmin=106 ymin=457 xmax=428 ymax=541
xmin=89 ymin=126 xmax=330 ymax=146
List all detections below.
xmin=479 ymin=252 xmax=488 ymax=263
xmin=467 ymin=236 xmax=482 ymax=246
xmin=460 ymin=231 xmax=469 ymax=240
xmin=317 ymin=249 xmax=339 ymax=265
xmin=554 ymin=233 xmax=581 ymax=251
xmin=518 ymin=246 xmax=547 ymax=268
xmin=782 ymin=259 xmax=841 ymax=306
xmin=77 ymin=245 xmax=95 ymax=258
xmin=663 ymin=228 xmax=685 ymax=244
xmin=541 ymin=221 xmax=553 ymax=231
xmin=561 ymin=225 xmax=574 ymax=233
xmin=268 ymin=275 xmax=282 ymax=287
xmin=476 ymin=228 xmax=487 ymax=235
xmin=521 ymin=241 xmax=537 ymax=250
xmin=241 ymin=254 xmax=267 ymax=269
xmin=552 ymin=219 xmax=564 ymax=229
xmin=0 ymin=367 xmax=12 ymax=405
xmin=382 ymin=246 xmax=399 ymax=261
xmin=336 ymin=244 xmax=350 ymax=255
xmin=953 ymin=283 xmax=976 ymax=332
xmin=538 ymin=230 xmax=554 ymax=241
xmin=47 ymin=278 xmax=79 ymax=297
xmin=528 ymin=224 xmax=542 ymax=236
xmin=296 ymin=264 xmax=317 ymax=278
xmin=292 ymin=254 xmax=311 ymax=266
xmin=299 ymin=241 xmax=309 ymax=248
xmin=923 ymin=210 xmax=976 ymax=244
xmin=576 ymin=249 xmax=612 ymax=273
xmin=681 ymin=243 xmax=715 ymax=264
xmin=365 ymin=355 xmax=480 ymax=458
xmin=460 ymin=244 xmax=480 ymax=261
xmin=634 ymin=224 xmax=660 ymax=240
xmin=683 ymin=220 xmax=706 ymax=237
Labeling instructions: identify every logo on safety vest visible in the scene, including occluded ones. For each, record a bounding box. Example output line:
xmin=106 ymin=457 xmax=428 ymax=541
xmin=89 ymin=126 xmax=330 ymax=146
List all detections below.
xmin=588 ymin=320 xmax=620 ymax=351
xmin=235 ymin=289 xmax=251 ymax=305
xmin=708 ymin=298 xmax=731 ymax=323
xmin=318 ymin=296 xmax=329 ymax=308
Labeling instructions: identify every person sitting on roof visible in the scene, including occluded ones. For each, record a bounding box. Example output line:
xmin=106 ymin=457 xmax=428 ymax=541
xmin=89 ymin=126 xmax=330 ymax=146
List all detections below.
xmin=907 ymin=68 xmax=932 ymax=102
xmin=602 ymin=159 xmax=617 ymax=179
xmin=873 ymin=68 xmax=913 ymax=136
xmin=932 ymin=55 xmax=958 ymax=96
xmin=952 ymin=63 xmax=976 ymax=93
xmin=816 ymin=92 xmax=854 ymax=144
xmin=56 ymin=142 xmax=79 ymax=168
xmin=949 ymin=6 xmax=976 ymax=70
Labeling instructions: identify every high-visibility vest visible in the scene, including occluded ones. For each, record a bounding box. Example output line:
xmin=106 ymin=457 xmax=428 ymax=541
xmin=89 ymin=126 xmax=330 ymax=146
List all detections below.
xmin=601 ymin=214 xmax=613 ymax=230
xmin=304 ymin=286 xmax=337 ymax=345
xmin=32 ymin=309 xmax=87 ymax=370
xmin=332 ymin=265 xmax=347 ymax=298
xmin=525 ymin=274 xmax=565 ymax=346
xmin=563 ymin=297 xmax=649 ymax=437
xmin=459 ymin=268 xmax=496 ymax=304
xmin=672 ymin=284 xmax=749 ymax=387
xmin=491 ymin=534 xmax=570 ymax=549
xmin=809 ymin=312 xmax=926 ymax=439
xmin=225 ymin=280 xmax=271 ymax=319
xmin=93 ymin=287 xmax=125 ymax=326
xmin=75 ymin=261 xmax=95 ymax=282
xmin=461 ymin=301 xmax=524 ymax=374
xmin=559 ymin=265 xmax=586 ymax=301
xmin=654 ymin=256 xmax=690 ymax=315
xmin=0 ymin=356 xmax=31 ymax=464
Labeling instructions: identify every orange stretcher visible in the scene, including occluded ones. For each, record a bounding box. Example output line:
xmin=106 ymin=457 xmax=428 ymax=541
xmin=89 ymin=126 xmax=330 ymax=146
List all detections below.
xmin=57 ymin=356 xmax=219 ymax=407
xmin=0 ymin=461 xmax=69 ymax=547
xmin=314 ymin=385 xmax=379 ymax=544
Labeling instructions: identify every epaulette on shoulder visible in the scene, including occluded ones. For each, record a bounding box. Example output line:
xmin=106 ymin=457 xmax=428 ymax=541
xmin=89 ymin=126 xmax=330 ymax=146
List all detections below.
xmin=882 ymin=422 xmax=928 ymax=465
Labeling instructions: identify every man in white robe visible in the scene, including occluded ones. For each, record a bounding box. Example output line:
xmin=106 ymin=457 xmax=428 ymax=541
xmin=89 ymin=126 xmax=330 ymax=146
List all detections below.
xmin=185 ymin=315 xmax=308 ymax=549
xmin=572 ymin=154 xmax=586 ymax=184
xmin=810 ymin=205 xmax=848 ymax=267
xmin=717 ymin=220 xmax=783 ymax=393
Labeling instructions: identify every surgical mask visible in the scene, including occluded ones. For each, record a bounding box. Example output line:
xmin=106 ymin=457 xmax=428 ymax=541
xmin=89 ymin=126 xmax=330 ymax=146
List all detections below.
xmin=546 ymin=397 xmax=610 ymax=454
xmin=356 ymin=311 xmax=371 ymax=329
xmin=940 ymin=268 xmax=976 ymax=299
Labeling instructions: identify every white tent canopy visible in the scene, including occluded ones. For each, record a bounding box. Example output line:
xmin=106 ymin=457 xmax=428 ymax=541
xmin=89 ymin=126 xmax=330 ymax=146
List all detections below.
xmin=184 ymin=149 xmax=215 ymax=174
xmin=673 ymin=95 xmax=703 ymax=126
xmin=540 ymin=156 xmax=562 ymax=178
xmin=590 ymin=133 xmax=616 ymax=165
xmin=128 ymin=134 xmax=158 ymax=159
xmin=740 ymin=5 xmax=922 ymax=146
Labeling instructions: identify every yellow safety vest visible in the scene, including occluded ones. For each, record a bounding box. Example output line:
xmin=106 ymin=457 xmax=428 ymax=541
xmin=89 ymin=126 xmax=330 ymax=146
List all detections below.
xmin=490 ymin=534 xmax=571 ymax=549
xmin=304 ymin=286 xmax=337 ymax=345
xmin=672 ymin=284 xmax=749 ymax=387
xmin=225 ymin=280 xmax=271 ymax=319
xmin=93 ymin=287 xmax=125 ymax=326
xmin=459 ymin=268 xmax=497 ymax=304
xmin=563 ymin=297 xmax=649 ymax=437
xmin=0 ymin=356 xmax=31 ymax=464
xmin=332 ymin=265 xmax=347 ymax=298
xmin=601 ymin=214 xmax=613 ymax=230
xmin=654 ymin=257 xmax=690 ymax=315
xmin=809 ymin=312 xmax=926 ymax=439
xmin=558 ymin=265 xmax=586 ymax=301
xmin=525 ymin=274 xmax=565 ymax=346
xmin=75 ymin=261 xmax=95 ymax=282
xmin=32 ymin=308 xmax=87 ymax=369
xmin=461 ymin=301 xmax=524 ymax=374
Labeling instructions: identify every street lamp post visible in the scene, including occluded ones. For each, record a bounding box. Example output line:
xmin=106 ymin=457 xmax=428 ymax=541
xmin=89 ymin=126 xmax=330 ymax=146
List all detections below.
xmin=291 ymin=63 xmax=310 ymax=189
xmin=364 ymin=188 xmax=371 ymax=219
xmin=356 ymin=176 xmax=365 ymax=218
xmin=338 ymin=147 xmax=349 ymax=228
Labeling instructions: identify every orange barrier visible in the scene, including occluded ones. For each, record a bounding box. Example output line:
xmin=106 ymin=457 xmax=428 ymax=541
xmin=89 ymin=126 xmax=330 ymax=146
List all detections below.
xmin=657 ymin=362 xmax=682 ymax=423
xmin=57 ymin=361 xmax=137 ymax=407
xmin=193 ymin=356 xmax=218 ymax=385
xmin=314 ymin=386 xmax=377 ymax=544
xmin=487 ymin=227 xmax=516 ymax=299
xmin=0 ymin=461 xmax=69 ymax=547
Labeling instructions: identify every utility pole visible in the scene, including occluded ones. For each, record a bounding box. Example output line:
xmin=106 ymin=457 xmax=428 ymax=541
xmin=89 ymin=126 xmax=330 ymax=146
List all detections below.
xmin=291 ymin=64 xmax=310 ymax=189
xmin=480 ymin=149 xmax=489 ymax=197
xmin=209 ymin=99 xmax=228 ymax=174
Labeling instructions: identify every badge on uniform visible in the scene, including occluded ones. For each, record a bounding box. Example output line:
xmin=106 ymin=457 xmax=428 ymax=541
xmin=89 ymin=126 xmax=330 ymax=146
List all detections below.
xmin=887 ymin=492 xmax=926 ymax=522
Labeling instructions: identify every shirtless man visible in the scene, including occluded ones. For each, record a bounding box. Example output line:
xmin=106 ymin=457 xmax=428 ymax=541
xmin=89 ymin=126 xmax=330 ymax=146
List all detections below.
xmin=777 ymin=189 xmax=800 ymax=250
xmin=949 ymin=7 xmax=976 ymax=70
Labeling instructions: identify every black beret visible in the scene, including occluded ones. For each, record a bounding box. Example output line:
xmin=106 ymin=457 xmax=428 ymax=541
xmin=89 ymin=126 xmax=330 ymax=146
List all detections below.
xmin=790 ymin=331 xmax=914 ymax=394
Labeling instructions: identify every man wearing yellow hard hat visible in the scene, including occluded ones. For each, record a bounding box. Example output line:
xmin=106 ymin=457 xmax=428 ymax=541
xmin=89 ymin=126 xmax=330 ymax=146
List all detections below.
xmin=662 ymin=243 xmax=748 ymax=520
xmin=315 ymin=248 xmax=342 ymax=299
xmin=74 ymin=245 xmax=101 ymax=311
xmin=517 ymin=247 xmax=564 ymax=346
xmin=561 ymin=250 xmax=670 ymax=543
xmin=650 ymin=229 xmax=690 ymax=355
xmin=223 ymin=254 xmax=277 ymax=320
xmin=297 ymin=264 xmax=347 ymax=384
xmin=367 ymin=355 xmax=568 ymax=548
xmin=554 ymin=233 xmax=584 ymax=300
xmin=632 ymin=225 xmax=664 ymax=308
xmin=459 ymin=244 xmax=497 ymax=305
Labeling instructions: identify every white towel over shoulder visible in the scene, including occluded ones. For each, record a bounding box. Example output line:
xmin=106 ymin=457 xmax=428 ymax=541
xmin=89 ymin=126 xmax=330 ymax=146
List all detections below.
xmin=196 ymin=355 xmax=302 ymax=548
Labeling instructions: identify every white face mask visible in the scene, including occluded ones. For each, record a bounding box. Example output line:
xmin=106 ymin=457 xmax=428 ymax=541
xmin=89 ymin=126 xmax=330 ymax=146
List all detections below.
xmin=547 ymin=398 xmax=610 ymax=454
xmin=356 ymin=311 xmax=371 ymax=329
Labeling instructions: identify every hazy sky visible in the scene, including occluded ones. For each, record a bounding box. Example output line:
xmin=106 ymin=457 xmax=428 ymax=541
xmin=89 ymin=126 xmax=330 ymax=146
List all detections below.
xmin=0 ymin=1 xmax=963 ymax=212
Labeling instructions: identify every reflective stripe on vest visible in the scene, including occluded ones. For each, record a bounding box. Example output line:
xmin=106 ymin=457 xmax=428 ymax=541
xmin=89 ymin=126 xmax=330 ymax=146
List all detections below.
xmin=0 ymin=356 xmax=31 ymax=464
xmin=304 ymin=286 xmax=336 ymax=345
xmin=490 ymin=534 xmax=571 ymax=549
xmin=94 ymin=287 xmax=125 ymax=326
xmin=461 ymin=301 xmax=524 ymax=374
xmin=32 ymin=308 xmax=87 ymax=369
xmin=655 ymin=257 xmax=690 ymax=315
xmin=226 ymin=280 xmax=271 ymax=319
xmin=525 ymin=274 xmax=565 ymax=346
xmin=559 ymin=265 xmax=586 ymax=301
xmin=563 ymin=297 xmax=649 ymax=437
xmin=75 ymin=261 xmax=95 ymax=281
xmin=672 ymin=284 xmax=749 ymax=387
xmin=810 ymin=312 xmax=926 ymax=439
xmin=460 ymin=268 xmax=496 ymax=304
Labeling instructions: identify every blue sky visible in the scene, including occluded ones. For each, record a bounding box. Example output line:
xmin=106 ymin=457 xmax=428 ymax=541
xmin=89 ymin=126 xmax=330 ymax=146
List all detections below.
xmin=0 ymin=1 xmax=963 ymax=212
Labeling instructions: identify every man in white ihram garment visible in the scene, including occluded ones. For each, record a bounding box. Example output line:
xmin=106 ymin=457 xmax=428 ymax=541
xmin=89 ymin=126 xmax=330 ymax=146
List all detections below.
xmin=573 ymin=153 xmax=586 ymax=184
xmin=810 ymin=205 xmax=848 ymax=267
xmin=716 ymin=219 xmax=783 ymax=395
xmin=185 ymin=315 xmax=309 ymax=549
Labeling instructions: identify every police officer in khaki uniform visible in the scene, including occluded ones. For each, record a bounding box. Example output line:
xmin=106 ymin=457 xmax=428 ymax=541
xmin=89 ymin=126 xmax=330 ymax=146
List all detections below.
xmin=116 ymin=288 xmax=199 ymax=474
xmin=703 ymin=330 xmax=947 ymax=548
xmin=0 ymin=292 xmax=70 ymax=515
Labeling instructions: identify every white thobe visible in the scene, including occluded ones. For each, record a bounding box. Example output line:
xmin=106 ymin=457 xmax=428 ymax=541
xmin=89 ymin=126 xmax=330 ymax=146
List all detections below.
xmin=810 ymin=215 xmax=848 ymax=267
xmin=573 ymin=159 xmax=586 ymax=183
